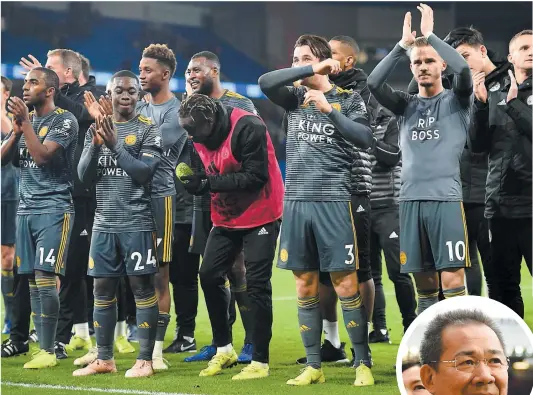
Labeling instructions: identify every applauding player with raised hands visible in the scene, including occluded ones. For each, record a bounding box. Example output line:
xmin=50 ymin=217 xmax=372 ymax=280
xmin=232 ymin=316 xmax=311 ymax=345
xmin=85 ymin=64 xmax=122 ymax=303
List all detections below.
xmin=75 ymin=70 xmax=162 ymax=378
xmin=368 ymin=4 xmax=473 ymax=314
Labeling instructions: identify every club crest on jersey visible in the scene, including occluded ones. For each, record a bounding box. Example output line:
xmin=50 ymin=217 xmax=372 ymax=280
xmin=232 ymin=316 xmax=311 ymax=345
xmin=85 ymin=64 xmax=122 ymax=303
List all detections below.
xmin=527 ymin=95 xmax=533 ymax=105
xmin=38 ymin=127 xmax=48 ymax=137
xmin=489 ymin=82 xmax=501 ymax=92
xmin=331 ymin=103 xmax=341 ymax=112
xmin=125 ymin=135 xmax=137 ymax=145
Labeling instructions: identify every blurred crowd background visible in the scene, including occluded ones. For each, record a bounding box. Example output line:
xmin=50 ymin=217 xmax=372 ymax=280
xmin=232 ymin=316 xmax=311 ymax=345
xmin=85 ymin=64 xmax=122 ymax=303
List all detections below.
xmin=1 ymin=1 xmax=532 ymax=166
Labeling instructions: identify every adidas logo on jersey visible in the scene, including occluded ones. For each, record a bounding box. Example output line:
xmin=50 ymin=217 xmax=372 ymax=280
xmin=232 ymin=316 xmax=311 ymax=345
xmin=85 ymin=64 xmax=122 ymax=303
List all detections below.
xmin=138 ymin=322 xmax=151 ymax=329
xmin=258 ymin=227 xmax=269 ymax=235
xmin=389 ymin=231 xmax=398 ymax=239
xmin=497 ymin=99 xmax=506 ymax=106
xmin=376 ymin=125 xmax=383 ymax=130
xmin=356 ymin=205 xmax=365 ymax=213
xmin=80 ymin=229 xmax=88 ymax=236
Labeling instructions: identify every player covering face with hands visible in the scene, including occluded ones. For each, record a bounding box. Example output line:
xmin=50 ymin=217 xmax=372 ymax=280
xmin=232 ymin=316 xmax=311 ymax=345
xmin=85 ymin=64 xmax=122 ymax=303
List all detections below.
xmin=259 ymin=34 xmax=374 ymax=387
xmin=176 ymin=93 xmax=283 ymax=381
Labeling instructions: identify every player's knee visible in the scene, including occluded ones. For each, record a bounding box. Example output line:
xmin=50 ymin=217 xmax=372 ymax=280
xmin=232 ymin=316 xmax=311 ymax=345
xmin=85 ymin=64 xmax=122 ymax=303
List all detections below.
xmin=198 ymin=262 xmax=223 ymax=287
xmin=294 ymin=271 xmax=319 ymax=297
xmin=230 ymin=261 xmax=246 ymax=284
xmin=93 ymin=277 xmax=119 ymax=298
xmin=1 ymin=247 xmax=14 ymax=270
xmin=440 ymin=268 xmax=465 ymax=290
xmin=129 ymin=274 xmax=155 ymax=297
xmin=330 ymin=271 xmax=358 ymax=297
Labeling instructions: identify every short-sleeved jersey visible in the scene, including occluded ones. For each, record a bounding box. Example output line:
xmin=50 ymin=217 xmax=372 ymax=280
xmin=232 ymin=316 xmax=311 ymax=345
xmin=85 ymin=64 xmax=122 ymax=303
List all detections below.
xmin=284 ymin=85 xmax=368 ymax=202
xmin=136 ymin=97 xmax=187 ymax=198
xmin=398 ymin=90 xmax=473 ymax=201
xmin=87 ymin=114 xmax=162 ymax=233
xmin=1 ymin=117 xmax=19 ymax=202
xmin=17 ymin=108 xmax=78 ymax=215
xmin=192 ymin=90 xmax=259 ymax=212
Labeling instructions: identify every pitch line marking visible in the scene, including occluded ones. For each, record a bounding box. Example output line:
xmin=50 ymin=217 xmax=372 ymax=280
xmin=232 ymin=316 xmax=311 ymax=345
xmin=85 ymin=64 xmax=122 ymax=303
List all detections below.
xmin=2 ymin=382 xmax=202 ymax=395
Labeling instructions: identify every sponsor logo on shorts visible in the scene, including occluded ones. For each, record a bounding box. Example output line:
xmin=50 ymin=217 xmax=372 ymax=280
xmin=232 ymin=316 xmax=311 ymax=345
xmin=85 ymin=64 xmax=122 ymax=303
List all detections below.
xmin=138 ymin=321 xmax=151 ymax=329
xmin=38 ymin=127 xmax=48 ymax=137
xmin=280 ymin=248 xmax=288 ymax=263
xmin=88 ymin=257 xmax=95 ymax=270
xmin=93 ymin=321 xmax=101 ymax=328
xmin=528 ymin=95 xmax=533 ymax=106
xmin=124 ymin=135 xmax=137 ymax=145
xmin=331 ymin=102 xmax=341 ymax=112
xmin=400 ymin=251 xmax=407 ymax=265
xmin=16 ymin=256 xmax=21 ymax=268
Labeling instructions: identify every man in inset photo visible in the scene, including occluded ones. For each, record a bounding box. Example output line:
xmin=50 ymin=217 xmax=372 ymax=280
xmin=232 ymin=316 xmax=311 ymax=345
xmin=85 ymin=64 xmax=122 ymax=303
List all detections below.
xmin=402 ymin=358 xmax=431 ymax=395
xmin=419 ymin=309 xmax=509 ymax=395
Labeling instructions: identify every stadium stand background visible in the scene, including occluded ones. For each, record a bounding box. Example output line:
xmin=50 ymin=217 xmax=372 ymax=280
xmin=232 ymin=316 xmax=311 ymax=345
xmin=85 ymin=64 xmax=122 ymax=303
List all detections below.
xmin=2 ymin=1 xmax=532 ymax=170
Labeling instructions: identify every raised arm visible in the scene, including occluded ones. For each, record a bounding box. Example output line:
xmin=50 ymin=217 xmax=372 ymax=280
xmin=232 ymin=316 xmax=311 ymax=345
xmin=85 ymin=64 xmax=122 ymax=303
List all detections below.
xmin=258 ymin=66 xmax=314 ymax=110
xmin=258 ymin=59 xmax=342 ymax=110
xmin=367 ymin=12 xmax=415 ymax=115
xmin=77 ymin=126 xmax=101 ymax=187
xmin=418 ymin=3 xmax=472 ymax=103
xmin=505 ymin=71 xmax=532 ymax=142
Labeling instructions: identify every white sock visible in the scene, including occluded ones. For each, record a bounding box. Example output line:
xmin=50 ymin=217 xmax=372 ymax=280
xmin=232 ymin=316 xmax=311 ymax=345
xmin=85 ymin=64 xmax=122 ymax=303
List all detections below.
xmin=74 ymin=323 xmax=90 ymax=340
xmin=323 ymin=320 xmax=341 ymax=348
xmin=153 ymin=340 xmax=163 ymax=359
xmin=115 ymin=321 xmax=127 ymax=340
xmin=251 ymin=361 xmax=268 ymax=368
xmin=217 ymin=343 xmax=233 ymax=354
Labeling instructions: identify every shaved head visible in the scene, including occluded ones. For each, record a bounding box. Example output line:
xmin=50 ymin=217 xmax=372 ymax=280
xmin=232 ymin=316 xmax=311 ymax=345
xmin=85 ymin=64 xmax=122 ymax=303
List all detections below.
xmin=329 ymin=35 xmax=359 ymax=71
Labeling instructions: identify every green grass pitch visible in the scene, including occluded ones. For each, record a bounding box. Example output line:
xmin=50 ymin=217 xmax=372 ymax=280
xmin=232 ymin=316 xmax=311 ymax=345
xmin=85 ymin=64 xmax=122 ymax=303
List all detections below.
xmin=2 ymin=258 xmax=532 ymax=395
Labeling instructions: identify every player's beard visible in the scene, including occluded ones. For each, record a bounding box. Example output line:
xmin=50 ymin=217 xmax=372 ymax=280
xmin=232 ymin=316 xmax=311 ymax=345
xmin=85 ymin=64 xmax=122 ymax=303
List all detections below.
xmin=197 ymin=78 xmax=214 ymax=96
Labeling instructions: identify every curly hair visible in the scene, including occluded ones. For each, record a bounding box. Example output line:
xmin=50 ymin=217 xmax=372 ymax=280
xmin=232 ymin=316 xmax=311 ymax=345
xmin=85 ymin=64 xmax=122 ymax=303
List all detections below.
xmin=178 ymin=93 xmax=218 ymax=123
xmin=142 ymin=43 xmax=177 ymax=77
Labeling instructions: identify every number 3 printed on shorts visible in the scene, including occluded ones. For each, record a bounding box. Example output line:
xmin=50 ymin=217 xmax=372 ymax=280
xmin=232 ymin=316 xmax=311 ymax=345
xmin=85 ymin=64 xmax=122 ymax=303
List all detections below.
xmin=345 ymin=244 xmax=355 ymax=265
xmin=445 ymin=241 xmax=466 ymax=262
xmin=131 ymin=249 xmax=157 ymax=271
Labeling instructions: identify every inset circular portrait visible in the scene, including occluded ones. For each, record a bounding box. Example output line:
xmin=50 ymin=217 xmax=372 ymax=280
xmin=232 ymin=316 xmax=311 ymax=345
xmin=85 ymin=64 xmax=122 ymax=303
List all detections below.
xmin=396 ymin=296 xmax=533 ymax=395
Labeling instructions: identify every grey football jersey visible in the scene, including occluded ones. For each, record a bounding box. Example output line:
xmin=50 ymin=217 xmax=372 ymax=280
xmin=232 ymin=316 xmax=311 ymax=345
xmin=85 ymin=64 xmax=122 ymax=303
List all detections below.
xmin=86 ymin=115 xmax=162 ymax=232
xmin=285 ymin=85 xmax=368 ymax=201
xmin=136 ymin=97 xmax=186 ymax=198
xmin=17 ymin=108 xmax=77 ymax=215
xmin=398 ymin=89 xmax=473 ymax=201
